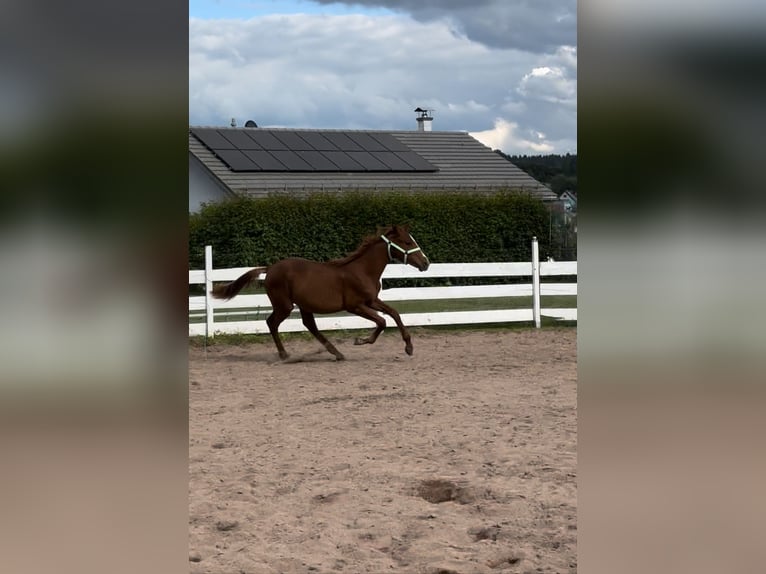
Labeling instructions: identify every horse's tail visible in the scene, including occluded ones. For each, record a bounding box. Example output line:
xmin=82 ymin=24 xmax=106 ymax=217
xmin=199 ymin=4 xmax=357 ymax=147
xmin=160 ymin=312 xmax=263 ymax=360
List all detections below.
xmin=210 ymin=267 xmax=268 ymax=300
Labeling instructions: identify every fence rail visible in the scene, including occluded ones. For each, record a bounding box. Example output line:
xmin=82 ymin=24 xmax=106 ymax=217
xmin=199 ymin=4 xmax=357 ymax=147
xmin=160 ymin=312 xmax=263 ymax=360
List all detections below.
xmin=189 ymin=238 xmax=576 ymax=337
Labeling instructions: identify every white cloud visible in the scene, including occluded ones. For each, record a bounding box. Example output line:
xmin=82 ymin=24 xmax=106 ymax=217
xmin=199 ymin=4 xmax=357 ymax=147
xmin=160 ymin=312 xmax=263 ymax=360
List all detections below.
xmin=470 ymin=118 xmax=556 ymax=154
xmin=189 ymin=13 xmax=577 ymax=154
xmin=555 ymin=45 xmax=578 ymax=71
xmin=517 ymin=66 xmax=576 ymax=105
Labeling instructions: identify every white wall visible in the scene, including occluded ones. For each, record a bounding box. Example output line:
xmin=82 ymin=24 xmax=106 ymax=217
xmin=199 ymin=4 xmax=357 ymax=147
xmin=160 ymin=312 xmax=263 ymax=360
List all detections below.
xmin=189 ymin=154 xmax=230 ymax=212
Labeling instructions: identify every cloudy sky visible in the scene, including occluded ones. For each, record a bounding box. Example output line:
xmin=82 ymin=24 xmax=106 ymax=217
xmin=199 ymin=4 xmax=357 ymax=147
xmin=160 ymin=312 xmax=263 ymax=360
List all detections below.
xmin=189 ymin=0 xmax=576 ymax=155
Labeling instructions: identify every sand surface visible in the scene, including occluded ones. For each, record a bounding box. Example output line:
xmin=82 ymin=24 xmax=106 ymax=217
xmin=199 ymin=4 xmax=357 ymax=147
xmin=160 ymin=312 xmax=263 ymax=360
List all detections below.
xmin=189 ymin=328 xmax=576 ymax=574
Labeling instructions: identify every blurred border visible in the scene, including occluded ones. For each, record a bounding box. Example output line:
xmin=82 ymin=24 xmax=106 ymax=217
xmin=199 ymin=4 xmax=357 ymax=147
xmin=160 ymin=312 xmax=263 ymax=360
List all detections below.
xmin=0 ymin=1 xmax=189 ymax=573
xmin=579 ymin=2 xmax=766 ymax=573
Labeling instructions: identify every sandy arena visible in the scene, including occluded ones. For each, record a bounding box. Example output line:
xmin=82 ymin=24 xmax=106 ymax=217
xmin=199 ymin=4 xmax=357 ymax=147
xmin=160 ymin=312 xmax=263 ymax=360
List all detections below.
xmin=189 ymin=327 xmax=577 ymax=574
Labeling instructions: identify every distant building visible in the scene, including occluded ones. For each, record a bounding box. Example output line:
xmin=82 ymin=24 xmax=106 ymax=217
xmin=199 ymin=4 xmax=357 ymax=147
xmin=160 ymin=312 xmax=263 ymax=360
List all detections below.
xmin=559 ymin=190 xmax=577 ymax=213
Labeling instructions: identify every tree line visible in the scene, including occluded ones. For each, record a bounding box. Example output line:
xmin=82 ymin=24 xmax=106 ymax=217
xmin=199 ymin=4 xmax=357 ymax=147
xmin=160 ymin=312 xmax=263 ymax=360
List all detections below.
xmin=495 ymin=151 xmax=577 ymax=196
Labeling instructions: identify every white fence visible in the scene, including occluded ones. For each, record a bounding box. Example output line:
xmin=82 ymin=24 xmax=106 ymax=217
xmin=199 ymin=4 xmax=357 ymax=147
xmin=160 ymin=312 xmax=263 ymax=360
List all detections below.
xmin=189 ymin=238 xmax=576 ymax=338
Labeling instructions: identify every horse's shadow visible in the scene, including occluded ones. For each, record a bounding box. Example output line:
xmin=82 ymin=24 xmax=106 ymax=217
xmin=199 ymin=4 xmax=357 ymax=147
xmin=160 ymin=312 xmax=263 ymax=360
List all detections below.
xmin=203 ymin=346 xmax=351 ymax=364
xmin=280 ymin=348 xmax=343 ymax=364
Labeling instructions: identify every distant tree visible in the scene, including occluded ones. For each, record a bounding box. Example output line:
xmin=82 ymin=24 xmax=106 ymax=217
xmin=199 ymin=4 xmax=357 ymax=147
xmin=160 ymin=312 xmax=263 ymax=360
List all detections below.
xmin=495 ymin=151 xmax=577 ymax=195
xmin=549 ymin=173 xmax=577 ymax=195
xmin=494 ymin=151 xmax=578 ymax=260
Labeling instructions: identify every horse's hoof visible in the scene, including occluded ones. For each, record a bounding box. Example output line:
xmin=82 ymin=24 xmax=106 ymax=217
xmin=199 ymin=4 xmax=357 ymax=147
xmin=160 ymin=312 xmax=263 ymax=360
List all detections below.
xmin=335 ymin=353 xmax=346 ymax=361
xmin=405 ymin=345 xmax=413 ymax=356
xmin=354 ymin=337 xmax=365 ymax=345
xmin=279 ymin=353 xmax=290 ymax=361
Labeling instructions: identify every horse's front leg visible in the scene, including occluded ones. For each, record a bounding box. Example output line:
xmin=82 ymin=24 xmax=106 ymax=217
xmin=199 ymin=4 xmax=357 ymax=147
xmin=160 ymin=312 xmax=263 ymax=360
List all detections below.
xmin=370 ymin=299 xmax=413 ymax=355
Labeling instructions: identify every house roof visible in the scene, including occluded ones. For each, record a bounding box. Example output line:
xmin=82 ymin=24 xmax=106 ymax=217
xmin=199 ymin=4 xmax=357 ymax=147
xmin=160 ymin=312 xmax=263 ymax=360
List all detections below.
xmin=189 ymin=127 xmax=557 ymax=201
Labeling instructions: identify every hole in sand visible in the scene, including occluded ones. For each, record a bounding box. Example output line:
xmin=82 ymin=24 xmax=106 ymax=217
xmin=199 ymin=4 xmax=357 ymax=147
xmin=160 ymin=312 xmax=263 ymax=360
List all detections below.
xmin=416 ymin=479 xmax=474 ymax=504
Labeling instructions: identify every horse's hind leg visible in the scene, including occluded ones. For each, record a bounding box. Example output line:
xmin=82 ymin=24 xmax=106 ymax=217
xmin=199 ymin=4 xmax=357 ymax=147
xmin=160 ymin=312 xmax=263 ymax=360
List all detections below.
xmin=370 ymin=299 xmax=413 ymax=355
xmin=266 ymin=302 xmax=292 ymax=360
xmin=350 ymin=304 xmax=387 ymax=346
xmin=300 ymin=309 xmax=345 ymax=361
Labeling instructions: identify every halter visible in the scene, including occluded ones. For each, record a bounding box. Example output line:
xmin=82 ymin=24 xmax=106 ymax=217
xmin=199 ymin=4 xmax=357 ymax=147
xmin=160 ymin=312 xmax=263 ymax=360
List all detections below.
xmin=380 ymin=233 xmax=423 ymax=265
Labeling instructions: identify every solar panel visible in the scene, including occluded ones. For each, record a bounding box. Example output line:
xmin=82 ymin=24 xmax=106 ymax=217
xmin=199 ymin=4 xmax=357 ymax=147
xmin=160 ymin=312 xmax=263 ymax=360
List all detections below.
xmin=375 ymin=152 xmax=416 ymax=171
xmin=295 ymin=150 xmax=341 ymax=171
xmin=213 ymin=149 xmax=260 ymax=171
xmin=245 ymin=130 xmax=289 ymax=150
xmin=269 ymin=150 xmax=314 ymax=171
xmin=193 ymin=128 xmax=438 ymax=173
xmin=394 ymin=151 xmax=438 ymax=171
xmin=320 ymin=151 xmax=365 ymax=171
xmin=219 ymin=129 xmax=262 ymax=150
xmin=347 ymin=132 xmax=387 ymax=152
xmin=298 ymin=132 xmax=338 ymax=151
xmin=191 ymin=128 xmax=236 ymax=150
xmin=370 ymin=133 xmax=411 ymax=152
xmin=346 ymin=151 xmax=390 ymax=171
xmin=272 ymin=131 xmax=313 ymax=150
xmin=321 ymin=132 xmax=364 ymax=151
xmin=242 ymin=150 xmax=288 ymax=171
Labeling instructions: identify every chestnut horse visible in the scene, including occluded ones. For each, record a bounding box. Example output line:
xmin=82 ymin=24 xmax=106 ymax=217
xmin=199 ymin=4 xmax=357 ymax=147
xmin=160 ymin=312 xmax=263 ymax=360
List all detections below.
xmin=211 ymin=225 xmax=430 ymax=360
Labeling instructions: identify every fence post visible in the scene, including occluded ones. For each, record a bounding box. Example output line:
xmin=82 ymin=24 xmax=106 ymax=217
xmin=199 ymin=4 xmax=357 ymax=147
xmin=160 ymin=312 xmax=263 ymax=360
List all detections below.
xmin=204 ymin=245 xmax=214 ymax=340
xmin=532 ymin=237 xmax=541 ymax=328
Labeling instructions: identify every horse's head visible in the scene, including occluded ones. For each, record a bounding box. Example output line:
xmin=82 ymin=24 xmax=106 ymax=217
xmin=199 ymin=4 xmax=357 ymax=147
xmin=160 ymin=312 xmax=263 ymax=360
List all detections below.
xmin=381 ymin=224 xmax=430 ymax=271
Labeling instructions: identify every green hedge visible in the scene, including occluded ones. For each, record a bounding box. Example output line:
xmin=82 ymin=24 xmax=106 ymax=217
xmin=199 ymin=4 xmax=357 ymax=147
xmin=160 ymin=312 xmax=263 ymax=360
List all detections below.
xmin=189 ymin=190 xmax=551 ymax=270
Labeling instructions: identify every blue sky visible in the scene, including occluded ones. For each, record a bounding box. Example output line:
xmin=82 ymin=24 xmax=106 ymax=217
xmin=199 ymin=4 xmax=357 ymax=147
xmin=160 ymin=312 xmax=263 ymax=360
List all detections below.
xmin=189 ymin=0 xmax=395 ymax=19
xmin=189 ymin=0 xmax=577 ymax=154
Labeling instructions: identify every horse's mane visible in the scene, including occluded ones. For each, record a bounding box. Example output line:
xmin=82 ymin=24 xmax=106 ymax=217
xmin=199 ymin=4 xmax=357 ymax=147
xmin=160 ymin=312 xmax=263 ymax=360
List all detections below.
xmin=327 ymin=227 xmax=391 ymax=267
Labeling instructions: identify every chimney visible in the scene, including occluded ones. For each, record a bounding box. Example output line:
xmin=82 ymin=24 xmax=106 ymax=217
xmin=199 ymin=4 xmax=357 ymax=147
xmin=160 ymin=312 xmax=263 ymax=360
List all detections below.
xmin=414 ymin=107 xmax=433 ymax=131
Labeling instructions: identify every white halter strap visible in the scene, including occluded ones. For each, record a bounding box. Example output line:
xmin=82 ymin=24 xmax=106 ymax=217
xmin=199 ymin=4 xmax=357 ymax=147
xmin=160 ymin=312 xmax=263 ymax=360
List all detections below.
xmin=380 ymin=234 xmax=422 ymax=264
